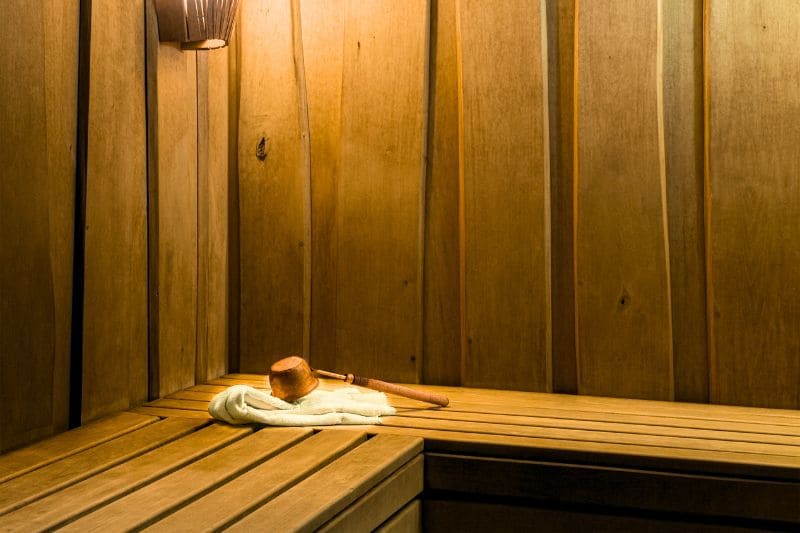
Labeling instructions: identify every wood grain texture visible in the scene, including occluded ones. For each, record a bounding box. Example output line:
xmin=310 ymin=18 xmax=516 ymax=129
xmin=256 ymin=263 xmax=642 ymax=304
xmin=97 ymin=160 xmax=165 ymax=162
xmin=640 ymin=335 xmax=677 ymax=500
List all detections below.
xmin=0 ymin=424 xmax=250 ymax=532
xmin=458 ymin=0 xmax=552 ymax=391
xmin=226 ymin=435 xmax=423 ymax=532
xmin=293 ymin=0 xmax=313 ymax=359
xmin=319 ymin=455 xmax=423 ymax=533
xmin=0 ymin=417 xmax=207 ymax=515
xmin=145 ymin=430 xmax=366 ymax=532
xmin=303 ymin=0 xmax=345 ymax=372
xmin=170 ymin=385 xmax=800 ymax=440
xmin=227 ymin=22 xmax=241 ymax=373
xmin=332 ymin=424 xmax=799 ymax=479
xmin=379 ymin=417 xmax=800 ymax=457
xmin=147 ymin=10 xmax=199 ymax=397
xmin=238 ymin=0 xmax=306 ymax=372
xmin=43 ymin=0 xmax=80 ymax=438
xmin=574 ymin=0 xmax=673 ymax=400
xmin=195 ymin=47 xmax=230 ymax=382
xmin=331 ymin=0 xmax=429 ymax=383
xmin=82 ymin=0 xmax=149 ymax=421
xmin=423 ymin=0 xmax=461 ymax=386
xmin=218 ymin=373 xmax=800 ymax=427
xmin=663 ymin=0 xmax=707 ymax=403
xmin=0 ymin=412 xmax=157 ymax=485
xmin=551 ymin=0 xmax=577 ymax=394
xmin=706 ymin=0 xmax=800 ymax=409
xmin=425 ymin=453 xmax=800 ymax=524
xmin=376 ymin=500 xmax=422 ymax=533
xmin=0 ymin=0 xmax=74 ymax=452
xmin=196 ymin=52 xmax=210 ymax=387
xmin=64 ymin=427 xmax=312 ymax=532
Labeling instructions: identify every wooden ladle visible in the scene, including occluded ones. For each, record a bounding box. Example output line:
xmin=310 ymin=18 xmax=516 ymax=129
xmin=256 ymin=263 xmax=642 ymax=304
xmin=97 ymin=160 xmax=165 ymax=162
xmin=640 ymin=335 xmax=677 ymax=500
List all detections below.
xmin=268 ymin=356 xmax=449 ymax=407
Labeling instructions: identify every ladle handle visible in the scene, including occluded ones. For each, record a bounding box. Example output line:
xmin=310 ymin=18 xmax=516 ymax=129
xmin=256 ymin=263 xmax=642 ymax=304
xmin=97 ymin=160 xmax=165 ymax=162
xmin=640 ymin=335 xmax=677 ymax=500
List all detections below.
xmin=350 ymin=375 xmax=449 ymax=407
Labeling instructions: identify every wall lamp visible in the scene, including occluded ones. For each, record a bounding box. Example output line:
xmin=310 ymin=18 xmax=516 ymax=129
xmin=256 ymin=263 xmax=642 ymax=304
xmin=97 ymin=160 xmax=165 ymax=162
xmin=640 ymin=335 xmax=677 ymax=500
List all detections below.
xmin=155 ymin=0 xmax=239 ymax=50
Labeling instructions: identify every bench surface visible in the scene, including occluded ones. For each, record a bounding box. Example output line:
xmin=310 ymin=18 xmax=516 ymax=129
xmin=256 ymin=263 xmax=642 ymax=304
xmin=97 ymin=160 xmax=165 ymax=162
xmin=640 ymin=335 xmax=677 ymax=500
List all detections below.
xmin=138 ymin=374 xmax=800 ymax=477
xmin=1 ymin=374 xmax=798 ymax=530
xmin=0 ymin=404 xmax=422 ymax=532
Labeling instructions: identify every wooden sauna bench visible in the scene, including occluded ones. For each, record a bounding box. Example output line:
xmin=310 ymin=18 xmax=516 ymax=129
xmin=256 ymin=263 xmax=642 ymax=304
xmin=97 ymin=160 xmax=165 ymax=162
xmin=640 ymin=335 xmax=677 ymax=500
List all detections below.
xmin=1 ymin=376 xmax=798 ymax=532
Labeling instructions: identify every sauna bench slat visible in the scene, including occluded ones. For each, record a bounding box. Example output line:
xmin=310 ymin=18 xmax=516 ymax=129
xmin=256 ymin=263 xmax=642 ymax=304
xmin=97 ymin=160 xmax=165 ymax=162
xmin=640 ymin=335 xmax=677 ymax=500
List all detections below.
xmin=145 ymin=376 xmax=800 ymax=478
xmin=159 ymin=375 xmax=798 ymax=527
xmin=0 ymin=420 xmax=423 ymax=532
xmin=1 ymin=375 xmax=797 ymax=530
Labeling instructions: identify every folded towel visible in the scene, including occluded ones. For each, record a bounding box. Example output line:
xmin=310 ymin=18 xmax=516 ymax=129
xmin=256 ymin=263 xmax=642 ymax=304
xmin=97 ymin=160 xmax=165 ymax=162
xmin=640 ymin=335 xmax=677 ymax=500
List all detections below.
xmin=208 ymin=384 xmax=396 ymax=426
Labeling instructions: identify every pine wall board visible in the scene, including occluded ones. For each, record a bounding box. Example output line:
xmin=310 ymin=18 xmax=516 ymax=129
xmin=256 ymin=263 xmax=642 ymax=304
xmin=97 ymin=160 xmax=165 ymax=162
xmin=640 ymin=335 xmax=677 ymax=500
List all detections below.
xmin=237 ymin=0 xmax=307 ymax=373
xmin=574 ymin=0 xmax=674 ymax=400
xmin=82 ymin=0 xmax=149 ymax=421
xmin=663 ymin=0 xmax=707 ymax=403
xmin=302 ymin=0 xmax=345 ymax=373
xmin=227 ymin=24 xmax=242 ymax=374
xmin=550 ymin=0 xmax=577 ymax=394
xmin=228 ymin=0 xmax=799 ymax=409
xmin=706 ymin=0 xmax=800 ymax=409
xmin=43 ymin=0 xmax=80 ymax=440
xmin=0 ymin=0 xmax=77 ymax=451
xmin=422 ymin=0 xmax=461 ymax=386
xmin=458 ymin=0 xmax=551 ymax=391
xmin=196 ymin=49 xmax=231 ymax=383
xmin=333 ymin=0 xmax=429 ymax=383
xmin=146 ymin=5 xmax=200 ymax=398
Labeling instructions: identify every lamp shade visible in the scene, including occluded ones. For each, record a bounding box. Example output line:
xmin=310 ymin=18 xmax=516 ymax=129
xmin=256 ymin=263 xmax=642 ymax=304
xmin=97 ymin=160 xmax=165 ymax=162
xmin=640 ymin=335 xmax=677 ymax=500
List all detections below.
xmin=155 ymin=0 xmax=239 ymax=50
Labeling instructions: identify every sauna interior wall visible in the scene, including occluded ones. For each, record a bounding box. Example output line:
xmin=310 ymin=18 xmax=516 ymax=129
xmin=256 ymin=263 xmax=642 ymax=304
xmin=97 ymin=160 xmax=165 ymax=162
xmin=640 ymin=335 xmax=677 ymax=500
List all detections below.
xmin=233 ymin=0 xmax=799 ymax=409
xmin=0 ymin=0 xmax=231 ymax=452
xmin=1 ymin=0 xmax=799 ymax=452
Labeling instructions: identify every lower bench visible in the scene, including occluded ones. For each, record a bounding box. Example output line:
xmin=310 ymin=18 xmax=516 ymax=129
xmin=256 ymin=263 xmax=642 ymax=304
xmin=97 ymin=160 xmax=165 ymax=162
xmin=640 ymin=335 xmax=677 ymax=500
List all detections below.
xmin=0 ymin=415 xmax=423 ymax=532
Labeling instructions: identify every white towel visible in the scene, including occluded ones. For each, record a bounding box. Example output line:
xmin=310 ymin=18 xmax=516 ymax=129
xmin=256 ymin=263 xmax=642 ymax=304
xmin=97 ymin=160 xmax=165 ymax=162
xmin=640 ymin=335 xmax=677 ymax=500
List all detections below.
xmin=208 ymin=384 xmax=396 ymax=426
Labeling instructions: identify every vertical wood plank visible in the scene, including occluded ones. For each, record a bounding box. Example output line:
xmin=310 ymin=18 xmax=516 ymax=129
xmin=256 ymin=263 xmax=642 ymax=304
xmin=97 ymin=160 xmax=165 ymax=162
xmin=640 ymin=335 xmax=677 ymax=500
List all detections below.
xmin=292 ymin=0 xmax=313 ymax=359
xmin=238 ymin=0 xmax=306 ymax=372
xmin=302 ymin=0 xmax=345 ymax=372
xmin=551 ymin=0 xmax=577 ymax=394
xmin=334 ymin=0 xmax=429 ymax=383
xmin=196 ymin=51 xmax=210 ymax=384
xmin=574 ymin=0 xmax=673 ymax=400
xmin=198 ymin=48 xmax=231 ymax=382
xmin=423 ymin=0 xmax=461 ymax=386
xmin=146 ymin=3 xmax=199 ymax=397
xmin=0 ymin=0 xmax=61 ymax=451
xmin=43 ymin=0 xmax=79 ymax=441
xmin=663 ymin=0 xmax=707 ymax=403
xmin=227 ymin=23 xmax=241 ymax=373
xmin=458 ymin=0 xmax=552 ymax=391
xmin=83 ymin=0 xmax=148 ymax=420
xmin=706 ymin=0 xmax=800 ymax=409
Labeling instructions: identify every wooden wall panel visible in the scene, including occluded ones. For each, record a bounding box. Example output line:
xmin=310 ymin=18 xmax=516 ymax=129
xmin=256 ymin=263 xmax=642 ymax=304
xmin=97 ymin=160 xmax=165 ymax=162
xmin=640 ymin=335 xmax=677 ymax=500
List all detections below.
xmin=82 ymin=0 xmax=148 ymax=421
xmin=238 ymin=0 xmax=307 ymax=372
xmin=663 ymin=0 xmax=707 ymax=403
xmin=43 ymin=0 xmax=79 ymax=442
xmin=197 ymin=53 xmax=211 ymax=385
xmin=574 ymin=0 xmax=673 ymax=400
xmin=146 ymin=2 xmax=199 ymax=397
xmin=195 ymin=49 xmax=230 ymax=383
xmin=458 ymin=0 xmax=551 ymax=391
xmin=422 ymin=0 xmax=461 ymax=385
xmin=227 ymin=24 xmax=241 ymax=373
xmin=550 ymin=0 xmax=577 ymax=394
xmin=0 ymin=0 xmax=76 ymax=451
xmin=303 ymin=0 xmax=345 ymax=372
xmin=332 ymin=0 xmax=429 ymax=383
xmin=706 ymin=0 xmax=800 ymax=409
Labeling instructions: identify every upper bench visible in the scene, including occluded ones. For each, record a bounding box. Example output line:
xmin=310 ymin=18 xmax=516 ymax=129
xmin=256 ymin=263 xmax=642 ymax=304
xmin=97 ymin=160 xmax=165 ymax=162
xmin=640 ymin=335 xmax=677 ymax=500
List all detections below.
xmin=138 ymin=373 xmax=800 ymax=528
